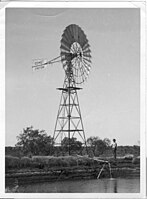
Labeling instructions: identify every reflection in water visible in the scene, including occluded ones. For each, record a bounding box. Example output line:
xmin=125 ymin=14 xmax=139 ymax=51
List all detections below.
xmin=103 ymin=178 xmax=118 ymax=193
xmin=114 ymin=179 xmax=117 ymax=193
xmin=6 ymin=177 xmax=140 ymax=193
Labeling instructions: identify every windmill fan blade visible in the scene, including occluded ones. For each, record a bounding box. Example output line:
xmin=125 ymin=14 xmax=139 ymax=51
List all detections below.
xmin=83 ymin=43 xmax=90 ymax=51
xmin=67 ymin=25 xmax=74 ymax=43
xmin=78 ymin=29 xmax=85 ymax=47
xmin=61 ymin=52 xmax=71 ymax=57
xmin=83 ymin=59 xmax=91 ymax=71
xmin=60 ymin=44 xmax=70 ymax=52
xmin=61 ymin=40 xmax=70 ymax=50
xmin=61 ymin=33 xmax=69 ymax=44
xmin=62 ymin=32 xmax=71 ymax=45
xmin=83 ymin=48 xmax=91 ymax=54
xmin=82 ymin=33 xmax=88 ymax=47
xmin=74 ymin=24 xmax=79 ymax=41
xmin=83 ymin=53 xmax=92 ymax=58
xmin=71 ymin=24 xmax=76 ymax=41
xmin=69 ymin=25 xmax=75 ymax=41
xmin=83 ymin=57 xmax=92 ymax=63
xmin=63 ymin=31 xmax=72 ymax=46
xmin=61 ymin=38 xmax=71 ymax=49
xmin=65 ymin=27 xmax=74 ymax=44
xmin=83 ymin=64 xmax=90 ymax=74
xmin=82 ymin=64 xmax=89 ymax=78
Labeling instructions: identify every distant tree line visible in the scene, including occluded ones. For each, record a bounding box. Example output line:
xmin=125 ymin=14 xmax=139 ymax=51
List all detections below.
xmin=5 ymin=126 xmax=140 ymax=157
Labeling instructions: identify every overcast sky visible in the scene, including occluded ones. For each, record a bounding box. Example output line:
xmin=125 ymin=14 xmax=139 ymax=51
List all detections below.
xmin=5 ymin=8 xmax=140 ymax=146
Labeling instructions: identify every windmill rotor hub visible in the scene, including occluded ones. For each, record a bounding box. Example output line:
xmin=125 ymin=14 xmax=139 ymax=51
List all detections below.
xmin=70 ymin=42 xmax=83 ymax=59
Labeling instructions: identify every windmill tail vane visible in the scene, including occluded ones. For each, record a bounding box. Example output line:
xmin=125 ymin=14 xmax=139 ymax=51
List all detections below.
xmin=32 ymin=55 xmax=61 ymax=71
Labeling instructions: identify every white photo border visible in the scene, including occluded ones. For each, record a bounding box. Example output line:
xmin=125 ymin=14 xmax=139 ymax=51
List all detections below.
xmin=0 ymin=1 xmax=146 ymax=198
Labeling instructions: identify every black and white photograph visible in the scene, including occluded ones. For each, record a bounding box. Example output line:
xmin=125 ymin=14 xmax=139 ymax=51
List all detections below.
xmin=0 ymin=1 xmax=146 ymax=197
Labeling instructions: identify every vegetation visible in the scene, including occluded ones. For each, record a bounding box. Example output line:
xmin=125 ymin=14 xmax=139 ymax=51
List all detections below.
xmin=87 ymin=136 xmax=111 ymax=156
xmin=5 ymin=156 xmax=20 ymax=169
xmin=61 ymin=137 xmax=83 ymax=154
xmin=5 ymin=155 xmax=95 ymax=170
xmin=5 ymin=126 xmax=140 ymax=159
xmin=5 ymin=154 xmax=140 ymax=172
xmin=15 ymin=126 xmax=53 ymax=156
xmin=6 ymin=126 xmax=114 ymax=157
xmin=99 ymin=145 xmax=140 ymax=158
xmin=5 ymin=126 xmax=140 ymax=186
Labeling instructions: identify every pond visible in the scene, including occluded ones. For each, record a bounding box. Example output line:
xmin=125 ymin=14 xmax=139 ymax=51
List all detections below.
xmin=6 ymin=177 xmax=140 ymax=193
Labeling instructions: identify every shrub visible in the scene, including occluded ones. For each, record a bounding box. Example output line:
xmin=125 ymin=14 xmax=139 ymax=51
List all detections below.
xmin=31 ymin=156 xmax=70 ymax=168
xmin=49 ymin=157 xmax=65 ymax=167
xmin=31 ymin=156 xmax=54 ymax=168
xmin=32 ymin=156 xmax=53 ymax=164
xmin=64 ymin=156 xmax=77 ymax=167
xmin=60 ymin=158 xmax=69 ymax=167
xmin=124 ymin=154 xmax=134 ymax=160
xmin=5 ymin=155 xmax=20 ymax=169
xmin=6 ymin=155 xmax=105 ymax=170
xmin=20 ymin=157 xmax=32 ymax=168
xmin=132 ymin=156 xmax=140 ymax=164
xmin=76 ymin=156 xmax=90 ymax=166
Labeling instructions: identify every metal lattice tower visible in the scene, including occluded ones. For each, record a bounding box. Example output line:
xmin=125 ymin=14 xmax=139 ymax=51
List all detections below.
xmin=53 ymin=64 xmax=87 ymax=155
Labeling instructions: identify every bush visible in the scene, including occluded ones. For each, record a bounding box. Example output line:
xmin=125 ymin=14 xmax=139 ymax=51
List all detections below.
xmin=6 ymin=155 xmax=103 ymax=170
xmin=32 ymin=156 xmax=52 ymax=164
xmin=76 ymin=156 xmax=92 ymax=166
xmin=49 ymin=157 xmax=61 ymax=167
xmin=31 ymin=156 xmax=54 ymax=168
xmin=123 ymin=154 xmax=134 ymax=160
xmin=132 ymin=156 xmax=140 ymax=164
xmin=20 ymin=157 xmax=32 ymax=168
xmin=31 ymin=156 xmax=70 ymax=168
xmin=60 ymin=158 xmax=69 ymax=167
xmin=31 ymin=155 xmax=96 ymax=168
xmin=5 ymin=155 xmax=20 ymax=169
xmin=64 ymin=156 xmax=77 ymax=167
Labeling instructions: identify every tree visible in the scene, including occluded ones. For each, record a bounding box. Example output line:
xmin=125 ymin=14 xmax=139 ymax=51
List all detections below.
xmin=61 ymin=137 xmax=82 ymax=154
xmin=15 ymin=126 xmax=53 ymax=156
xmin=87 ymin=136 xmax=109 ymax=156
xmin=103 ymin=138 xmax=111 ymax=147
xmin=94 ymin=139 xmax=107 ymax=156
xmin=87 ymin=136 xmax=99 ymax=156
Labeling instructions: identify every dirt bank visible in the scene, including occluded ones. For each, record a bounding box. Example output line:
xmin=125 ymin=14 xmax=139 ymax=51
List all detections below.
xmin=5 ymin=156 xmax=140 ymax=186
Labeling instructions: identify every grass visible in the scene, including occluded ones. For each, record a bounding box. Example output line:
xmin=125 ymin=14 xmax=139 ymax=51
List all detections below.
xmin=5 ymin=154 xmax=140 ymax=171
xmin=5 ymin=155 xmax=91 ymax=170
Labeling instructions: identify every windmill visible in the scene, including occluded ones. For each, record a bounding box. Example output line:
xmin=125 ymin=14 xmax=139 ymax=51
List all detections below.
xmin=32 ymin=24 xmax=91 ymax=155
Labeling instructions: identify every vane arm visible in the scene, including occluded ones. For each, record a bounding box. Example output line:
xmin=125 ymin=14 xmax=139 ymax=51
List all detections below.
xmin=32 ymin=55 xmax=61 ymax=71
xmin=46 ymin=55 xmax=61 ymax=65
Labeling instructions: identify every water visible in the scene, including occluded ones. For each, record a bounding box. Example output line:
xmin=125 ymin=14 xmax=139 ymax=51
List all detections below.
xmin=9 ymin=177 xmax=140 ymax=193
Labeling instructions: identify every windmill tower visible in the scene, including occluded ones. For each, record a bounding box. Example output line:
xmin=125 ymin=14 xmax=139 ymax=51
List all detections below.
xmin=32 ymin=24 xmax=91 ymax=155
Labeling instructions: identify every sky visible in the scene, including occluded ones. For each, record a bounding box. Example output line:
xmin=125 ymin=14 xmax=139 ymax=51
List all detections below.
xmin=5 ymin=8 xmax=140 ymax=146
